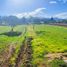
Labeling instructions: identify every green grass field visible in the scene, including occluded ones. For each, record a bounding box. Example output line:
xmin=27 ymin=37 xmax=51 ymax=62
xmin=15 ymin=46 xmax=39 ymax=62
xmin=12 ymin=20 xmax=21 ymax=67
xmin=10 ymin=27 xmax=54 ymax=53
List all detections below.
xmin=0 ymin=25 xmax=26 ymax=58
xmin=0 ymin=24 xmax=67 ymax=67
xmin=31 ymin=24 xmax=67 ymax=65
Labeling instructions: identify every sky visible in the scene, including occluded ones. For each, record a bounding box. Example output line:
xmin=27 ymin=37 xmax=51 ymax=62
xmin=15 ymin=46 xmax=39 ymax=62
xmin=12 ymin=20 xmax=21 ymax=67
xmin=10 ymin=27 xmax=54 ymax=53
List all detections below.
xmin=0 ymin=0 xmax=67 ymax=18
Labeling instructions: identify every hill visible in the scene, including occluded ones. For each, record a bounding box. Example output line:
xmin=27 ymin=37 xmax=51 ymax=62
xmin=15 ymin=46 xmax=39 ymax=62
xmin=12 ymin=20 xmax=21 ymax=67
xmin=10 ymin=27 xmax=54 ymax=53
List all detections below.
xmin=0 ymin=16 xmax=67 ymax=26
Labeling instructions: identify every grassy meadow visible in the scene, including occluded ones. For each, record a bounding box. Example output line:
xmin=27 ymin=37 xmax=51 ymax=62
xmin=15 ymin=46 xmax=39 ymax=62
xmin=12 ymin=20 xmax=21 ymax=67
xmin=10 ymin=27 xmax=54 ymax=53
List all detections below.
xmin=31 ymin=24 xmax=67 ymax=65
xmin=0 ymin=24 xmax=67 ymax=67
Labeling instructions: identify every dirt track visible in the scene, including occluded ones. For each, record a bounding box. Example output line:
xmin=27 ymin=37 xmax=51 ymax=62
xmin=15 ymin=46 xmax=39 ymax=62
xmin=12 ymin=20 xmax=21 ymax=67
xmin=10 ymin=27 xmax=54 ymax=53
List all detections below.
xmin=15 ymin=37 xmax=33 ymax=67
xmin=0 ymin=37 xmax=33 ymax=67
xmin=49 ymin=23 xmax=67 ymax=27
xmin=1 ymin=45 xmax=15 ymax=67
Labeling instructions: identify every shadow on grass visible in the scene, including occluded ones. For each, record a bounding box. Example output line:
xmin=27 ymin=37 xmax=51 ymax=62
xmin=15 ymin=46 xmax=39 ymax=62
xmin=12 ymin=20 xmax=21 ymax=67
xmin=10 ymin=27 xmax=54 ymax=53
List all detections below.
xmin=0 ymin=31 xmax=22 ymax=37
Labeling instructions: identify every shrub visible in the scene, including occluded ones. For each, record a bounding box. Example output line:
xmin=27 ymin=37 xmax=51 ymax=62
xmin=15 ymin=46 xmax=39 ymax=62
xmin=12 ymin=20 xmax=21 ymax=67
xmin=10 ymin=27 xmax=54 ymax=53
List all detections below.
xmin=49 ymin=59 xmax=67 ymax=67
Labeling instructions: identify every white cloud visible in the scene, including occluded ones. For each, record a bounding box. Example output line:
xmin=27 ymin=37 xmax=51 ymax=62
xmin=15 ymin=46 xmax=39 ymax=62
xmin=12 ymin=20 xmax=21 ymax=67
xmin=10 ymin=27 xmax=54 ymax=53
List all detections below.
xmin=49 ymin=0 xmax=67 ymax=4
xmin=34 ymin=8 xmax=46 ymax=13
xmin=14 ymin=8 xmax=46 ymax=18
xmin=49 ymin=1 xmax=57 ymax=4
xmin=58 ymin=0 xmax=67 ymax=3
xmin=28 ymin=8 xmax=46 ymax=16
xmin=54 ymin=12 xmax=67 ymax=19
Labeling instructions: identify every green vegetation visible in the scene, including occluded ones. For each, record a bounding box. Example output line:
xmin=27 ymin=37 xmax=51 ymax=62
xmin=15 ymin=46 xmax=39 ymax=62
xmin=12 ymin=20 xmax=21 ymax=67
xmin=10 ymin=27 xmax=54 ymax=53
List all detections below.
xmin=31 ymin=24 xmax=67 ymax=65
xmin=49 ymin=59 xmax=67 ymax=67
xmin=0 ymin=25 xmax=26 ymax=52
xmin=0 ymin=25 xmax=26 ymax=66
xmin=0 ymin=24 xmax=67 ymax=67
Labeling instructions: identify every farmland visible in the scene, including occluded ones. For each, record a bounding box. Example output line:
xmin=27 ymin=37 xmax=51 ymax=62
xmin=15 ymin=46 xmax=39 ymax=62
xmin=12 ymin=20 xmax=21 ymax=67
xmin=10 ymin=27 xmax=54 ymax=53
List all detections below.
xmin=31 ymin=24 xmax=67 ymax=66
xmin=0 ymin=24 xmax=67 ymax=67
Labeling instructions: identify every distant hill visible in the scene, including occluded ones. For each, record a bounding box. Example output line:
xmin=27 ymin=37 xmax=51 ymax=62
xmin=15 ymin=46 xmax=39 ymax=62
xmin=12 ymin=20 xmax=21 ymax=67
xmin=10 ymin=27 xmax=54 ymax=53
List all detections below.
xmin=0 ymin=16 xmax=67 ymax=26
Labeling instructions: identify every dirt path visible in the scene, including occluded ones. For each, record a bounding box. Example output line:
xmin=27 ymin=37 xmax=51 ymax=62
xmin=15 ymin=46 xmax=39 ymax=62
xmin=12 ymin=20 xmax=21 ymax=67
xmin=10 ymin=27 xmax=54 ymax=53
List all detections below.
xmin=1 ymin=45 xmax=15 ymax=67
xmin=15 ymin=25 xmax=35 ymax=67
xmin=15 ymin=37 xmax=33 ymax=67
xmin=27 ymin=25 xmax=36 ymax=37
xmin=45 ymin=53 xmax=67 ymax=63
xmin=49 ymin=23 xmax=67 ymax=27
xmin=0 ymin=25 xmax=35 ymax=67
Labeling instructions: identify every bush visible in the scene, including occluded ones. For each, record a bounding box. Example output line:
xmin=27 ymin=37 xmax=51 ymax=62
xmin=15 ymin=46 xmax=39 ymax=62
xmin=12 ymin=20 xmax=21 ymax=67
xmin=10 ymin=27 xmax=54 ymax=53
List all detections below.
xmin=49 ymin=59 xmax=67 ymax=67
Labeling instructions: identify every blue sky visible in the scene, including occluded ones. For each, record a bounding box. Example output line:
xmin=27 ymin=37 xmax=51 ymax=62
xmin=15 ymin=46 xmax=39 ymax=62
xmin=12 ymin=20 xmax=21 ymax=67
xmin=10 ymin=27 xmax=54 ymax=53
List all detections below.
xmin=0 ymin=0 xmax=67 ymax=18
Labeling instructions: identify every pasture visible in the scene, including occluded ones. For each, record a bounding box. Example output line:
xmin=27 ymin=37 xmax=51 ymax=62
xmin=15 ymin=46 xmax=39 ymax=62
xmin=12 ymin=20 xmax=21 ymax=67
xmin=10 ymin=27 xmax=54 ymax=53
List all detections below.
xmin=0 ymin=24 xmax=67 ymax=67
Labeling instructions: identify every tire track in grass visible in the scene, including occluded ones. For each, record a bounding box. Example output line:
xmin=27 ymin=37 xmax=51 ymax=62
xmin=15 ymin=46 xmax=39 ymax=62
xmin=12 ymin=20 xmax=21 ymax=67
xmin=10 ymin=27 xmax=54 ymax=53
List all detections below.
xmin=0 ymin=26 xmax=27 ymax=67
xmin=15 ymin=25 xmax=35 ymax=67
xmin=15 ymin=37 xmax=33 ymax=67
xmin=1 ymin=44 xmax=15 ymax=67
xmin=1 ymin=25 xmax=35 ymax=67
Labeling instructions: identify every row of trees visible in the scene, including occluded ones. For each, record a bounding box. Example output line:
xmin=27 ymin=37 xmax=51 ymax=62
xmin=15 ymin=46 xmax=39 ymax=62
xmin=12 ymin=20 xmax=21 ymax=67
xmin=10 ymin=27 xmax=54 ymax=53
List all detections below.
xmin=0 ymin=16 xmax=67 ymax=26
